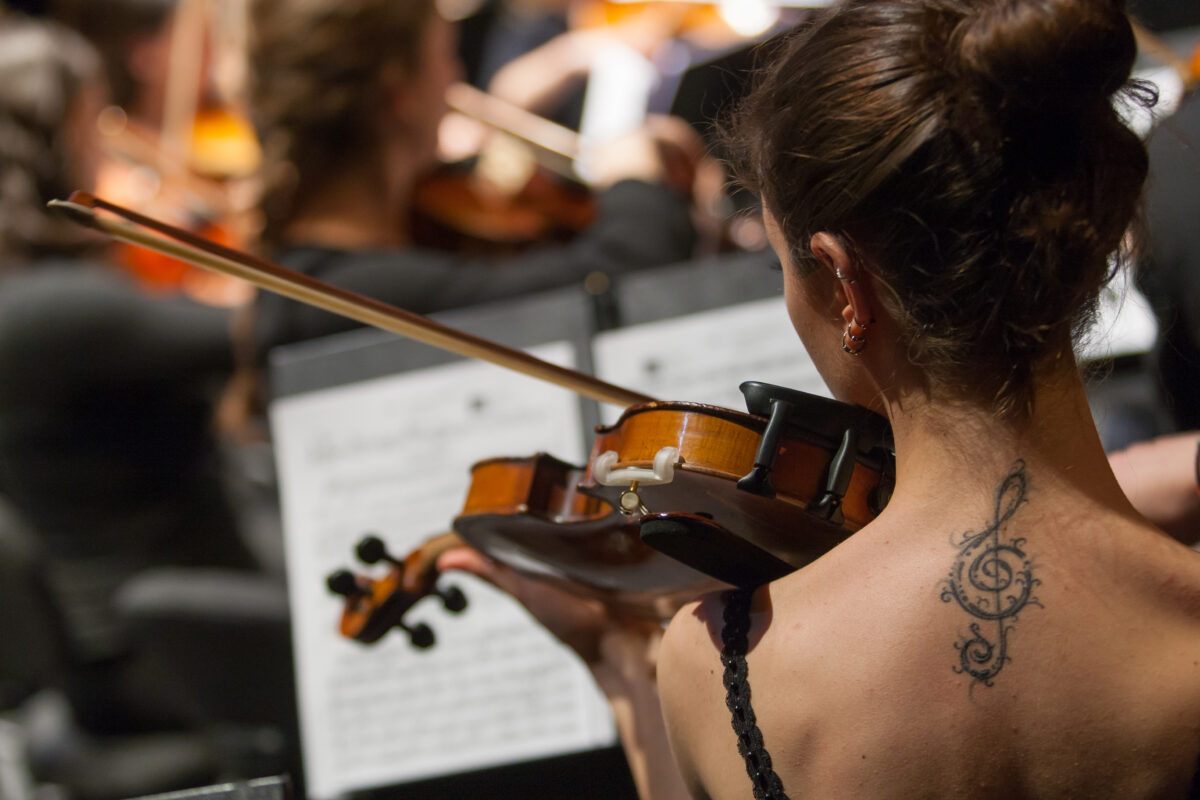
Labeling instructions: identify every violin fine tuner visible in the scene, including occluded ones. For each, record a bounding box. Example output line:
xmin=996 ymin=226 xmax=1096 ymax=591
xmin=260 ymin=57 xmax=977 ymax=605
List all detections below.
xmin=618 ymin=482 xmax=649 ymax=517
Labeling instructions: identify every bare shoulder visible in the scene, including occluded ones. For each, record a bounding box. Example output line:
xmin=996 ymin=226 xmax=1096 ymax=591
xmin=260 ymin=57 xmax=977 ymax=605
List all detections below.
xmin=657 ymin=590 xmax=743 ymax=800
xmin=658 ymin=590 xmax=726 ymax=724
xmin=661 ymin=591 xmax=725 ymax=659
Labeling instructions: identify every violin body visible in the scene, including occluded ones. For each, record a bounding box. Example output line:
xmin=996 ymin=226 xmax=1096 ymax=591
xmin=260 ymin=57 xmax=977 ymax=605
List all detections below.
xmin=579 ymin=387 xmax=894 ymax=580
xmin=410 ymin=159 xmax=596 ymax=255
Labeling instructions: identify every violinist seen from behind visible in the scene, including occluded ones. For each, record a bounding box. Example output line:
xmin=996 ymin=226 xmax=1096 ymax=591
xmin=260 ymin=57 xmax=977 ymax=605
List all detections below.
xmin=248 ymin=0 xmax=701 ymax=355
xmin=439 ymin=0 xmax=1200 ymax=797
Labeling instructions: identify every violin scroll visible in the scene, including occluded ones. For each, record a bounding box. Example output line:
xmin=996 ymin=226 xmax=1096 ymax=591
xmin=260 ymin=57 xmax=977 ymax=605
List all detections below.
xmin=326 ymin=532 xmax=469 ymax=649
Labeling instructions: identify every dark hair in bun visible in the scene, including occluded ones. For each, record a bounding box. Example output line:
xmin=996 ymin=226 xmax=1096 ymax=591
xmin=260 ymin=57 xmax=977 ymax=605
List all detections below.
xmin=726 ymin=0 xmax=1154 ymax=416
xmin=953 ymin=0 xmax=1137 ymax=125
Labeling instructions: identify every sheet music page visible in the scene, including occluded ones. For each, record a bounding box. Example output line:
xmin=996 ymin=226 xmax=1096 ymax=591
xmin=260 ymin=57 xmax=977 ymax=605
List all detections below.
xmin=592 ymin=296 xmax=829 ymax=421
xmin=270 ymin=342 xmax=615 ymax=799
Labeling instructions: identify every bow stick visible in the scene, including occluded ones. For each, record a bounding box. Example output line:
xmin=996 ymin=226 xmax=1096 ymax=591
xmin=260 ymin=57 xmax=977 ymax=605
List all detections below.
xmin=49 ymin=191 xmax=655 ymax=408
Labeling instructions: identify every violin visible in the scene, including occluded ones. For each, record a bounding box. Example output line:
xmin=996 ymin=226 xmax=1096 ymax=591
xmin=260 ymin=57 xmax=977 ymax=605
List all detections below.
xmin=572 ymin=0 xmax=749 ymax=50
xmin=465 ymin=4 xmax=769 ymax=256
xmin=94 ymin=106 xmax=253 ymax=297
xmin=48 ymin=194 xmax=895 ymax=649
xmin=326 ymin=450 xmax=721 ymax=648
xmin=327 ymin=532 xmax=469 ymax=648
xmin=327 ymin=383 xmax=893 ymax=648
xmin=411 ymin=82 xmax=598 ymax=254
xmin=415 ymin=82 xmax=705 ymax=254
xmin=410 ymin=158 xmax=596 ymax=254
xmin=1191 ymin=41 xmax=1200 ymax=91
xmin=92 ymin=0 xmax=262 ymax=304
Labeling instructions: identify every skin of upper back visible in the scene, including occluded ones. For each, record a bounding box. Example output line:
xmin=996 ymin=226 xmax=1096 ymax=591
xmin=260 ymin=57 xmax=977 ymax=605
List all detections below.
xmin=658 ymin=493 xmax=1200 ymax=799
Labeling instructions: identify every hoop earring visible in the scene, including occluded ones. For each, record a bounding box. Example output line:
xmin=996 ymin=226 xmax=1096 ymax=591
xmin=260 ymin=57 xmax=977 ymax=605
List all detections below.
xmin=841 ymin=317 xmax=868 ymax=355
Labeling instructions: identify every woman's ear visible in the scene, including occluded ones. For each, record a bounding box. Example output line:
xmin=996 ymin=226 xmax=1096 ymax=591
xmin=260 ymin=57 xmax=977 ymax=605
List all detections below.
xmin=810 ymin=232 xmax=873 ymax=321
xmin=809 ymin=232 xmax=850 ymax=276
xmin=810 ymin=232 xmax=875 ymax=355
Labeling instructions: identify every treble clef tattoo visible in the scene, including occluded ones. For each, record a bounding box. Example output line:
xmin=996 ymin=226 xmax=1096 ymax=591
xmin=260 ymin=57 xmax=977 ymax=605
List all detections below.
xmin=940 ymin=460 xmax=1041 ymax=687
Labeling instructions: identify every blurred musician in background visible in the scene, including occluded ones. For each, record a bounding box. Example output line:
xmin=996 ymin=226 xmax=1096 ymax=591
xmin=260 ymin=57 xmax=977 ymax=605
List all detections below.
xmin=0 ymin=15 xmax=263 ymax=736
xmin=1138 ymin=86 xmax=1200 ymax=434
xmin=247 ymin=0 xmax=701 ymax=354
xmin=462 ymin=0 xmax=786 ymax=254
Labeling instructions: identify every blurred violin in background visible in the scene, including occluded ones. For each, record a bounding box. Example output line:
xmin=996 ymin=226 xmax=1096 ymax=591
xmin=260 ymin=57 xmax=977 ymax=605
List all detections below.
xmin=1131 ymin=18 xmax=1200 ymax=95
xmin=94 ymin=102 xmax=260 ymax=304
xmin=416 ymin=81 xmax=710 ymax=255
xmin=412 ymin=82 xmax=598 ymax=254
xmin=90 ymin=0 xmax=261 ymax=306
xmin=424 ymin=82 xmax=735 ymax=261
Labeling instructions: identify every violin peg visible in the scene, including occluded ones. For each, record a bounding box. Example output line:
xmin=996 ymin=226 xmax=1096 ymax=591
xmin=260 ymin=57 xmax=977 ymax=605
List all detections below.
xmin=405 ymin=621 xmax=436 ymax=649
xmin=326 ymin=569 xmax=365 ymax=598
xmin=438 ymin=585 xmax=468 ymax=613
xmin=355 ymin=534 xmax=395 ymax=566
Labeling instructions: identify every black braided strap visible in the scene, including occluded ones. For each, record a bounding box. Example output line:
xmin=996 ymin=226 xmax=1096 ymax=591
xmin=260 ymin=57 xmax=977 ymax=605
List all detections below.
xmin=721 ymin=588 xmax=791 ymax=800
